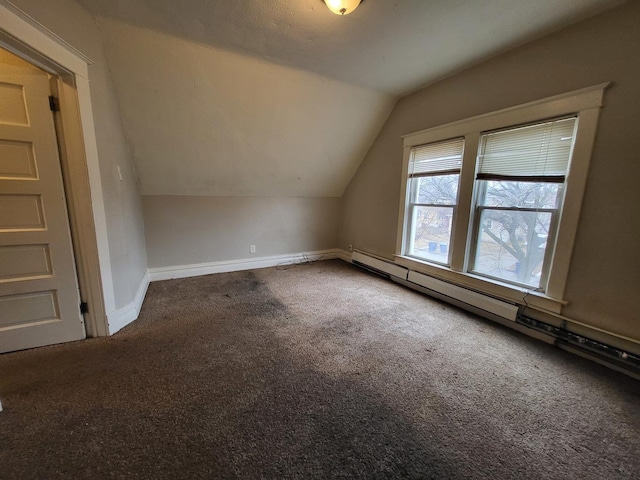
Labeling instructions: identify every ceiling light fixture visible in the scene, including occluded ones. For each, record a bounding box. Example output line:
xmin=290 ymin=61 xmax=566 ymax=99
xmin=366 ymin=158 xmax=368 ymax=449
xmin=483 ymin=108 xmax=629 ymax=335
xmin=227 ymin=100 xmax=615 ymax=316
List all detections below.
xmin=324 ymin=0 xmax=363 ymax=16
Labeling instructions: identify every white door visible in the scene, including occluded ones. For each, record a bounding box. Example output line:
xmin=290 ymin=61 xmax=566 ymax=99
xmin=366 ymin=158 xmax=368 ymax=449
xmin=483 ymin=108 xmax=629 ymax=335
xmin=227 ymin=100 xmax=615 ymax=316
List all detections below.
xmin=0 ymin=63 xmax=85 ymax=353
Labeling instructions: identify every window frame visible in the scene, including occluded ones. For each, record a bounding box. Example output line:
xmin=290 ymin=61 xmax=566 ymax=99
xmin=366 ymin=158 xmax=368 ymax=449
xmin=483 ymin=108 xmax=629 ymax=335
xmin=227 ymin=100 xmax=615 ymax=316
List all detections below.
xmin=405 ymin=176 xmax=459 ymax=266
xmin=404 ymin=139 xmax=464 ymax=266
xmin=395 ymin=84 xmax=609 ymax=313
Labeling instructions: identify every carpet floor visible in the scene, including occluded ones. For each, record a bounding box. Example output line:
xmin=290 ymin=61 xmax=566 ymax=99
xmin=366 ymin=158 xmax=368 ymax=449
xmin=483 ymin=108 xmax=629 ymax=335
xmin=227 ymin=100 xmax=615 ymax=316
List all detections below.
xmin=0 ymin=259 xmax=638 ymax=479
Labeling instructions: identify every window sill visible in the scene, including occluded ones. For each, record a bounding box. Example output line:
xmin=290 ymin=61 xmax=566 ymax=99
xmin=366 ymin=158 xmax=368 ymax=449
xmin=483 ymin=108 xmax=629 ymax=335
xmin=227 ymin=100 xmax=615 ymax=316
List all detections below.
xmin=394 ymin=255 xmax=566 ymax=314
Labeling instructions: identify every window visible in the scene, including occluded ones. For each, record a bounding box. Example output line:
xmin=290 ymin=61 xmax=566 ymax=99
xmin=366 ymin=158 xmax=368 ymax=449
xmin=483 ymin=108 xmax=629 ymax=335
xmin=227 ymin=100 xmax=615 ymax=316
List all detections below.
xmin=405 ymin=138 xmax=463 ymax=265
xmin=396 ymin=84 xmax=607 ymax=311
xmin=470 ymin=117 xmax=576 ymax=288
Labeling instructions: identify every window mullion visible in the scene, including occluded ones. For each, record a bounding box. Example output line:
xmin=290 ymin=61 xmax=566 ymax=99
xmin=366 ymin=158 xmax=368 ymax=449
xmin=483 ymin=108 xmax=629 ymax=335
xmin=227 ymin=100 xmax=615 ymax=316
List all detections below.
xmin=450 ymin=132 xmax=479 ymax=272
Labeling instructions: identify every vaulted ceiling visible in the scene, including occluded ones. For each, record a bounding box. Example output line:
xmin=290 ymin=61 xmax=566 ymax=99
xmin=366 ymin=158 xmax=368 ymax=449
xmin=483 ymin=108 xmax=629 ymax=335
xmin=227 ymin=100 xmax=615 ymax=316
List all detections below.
xmin=75 ymin=0 xmax=625 ymax=197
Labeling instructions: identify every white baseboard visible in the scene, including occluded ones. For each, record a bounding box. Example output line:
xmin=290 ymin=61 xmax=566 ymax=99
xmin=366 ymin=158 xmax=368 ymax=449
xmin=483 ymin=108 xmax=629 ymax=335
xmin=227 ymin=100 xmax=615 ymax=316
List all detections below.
xmin=148 ymin=249 xmax=340 ymax=282
xmin=337 ymin=249 xmax=353 ymax=263
xmin=107 ymin=271 xmax=150 ymax=335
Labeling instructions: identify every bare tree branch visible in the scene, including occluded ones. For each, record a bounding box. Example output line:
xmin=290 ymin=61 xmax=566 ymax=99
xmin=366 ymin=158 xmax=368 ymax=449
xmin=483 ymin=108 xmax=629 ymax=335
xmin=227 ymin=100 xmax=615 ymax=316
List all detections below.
xmin=481 ymin=224 xmax=519 ymax=258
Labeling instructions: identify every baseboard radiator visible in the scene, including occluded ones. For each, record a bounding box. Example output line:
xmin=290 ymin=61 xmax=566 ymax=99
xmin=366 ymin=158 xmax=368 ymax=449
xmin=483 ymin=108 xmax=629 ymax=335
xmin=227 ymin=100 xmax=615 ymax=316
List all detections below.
xmin=350 ymin=251 xmax=639 ymax=377
xmin=352 ymin=251 xmax=409 ymax=280
xmin=351 ymin=251 xmax=518 ymax=321
xmin=407 ymin=271 xmax=519 ymax=321
xmin=517 ymin=315 xmax=640 ymax=375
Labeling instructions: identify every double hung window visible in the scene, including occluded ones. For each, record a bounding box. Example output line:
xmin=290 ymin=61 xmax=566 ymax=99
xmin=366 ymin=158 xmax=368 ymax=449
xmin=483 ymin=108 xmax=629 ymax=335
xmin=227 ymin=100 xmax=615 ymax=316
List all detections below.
xmin=397 ymin=85 xmax=606 ymax=310
xmin=406 ymin=138 xmax=463 ymax=265
xmin=471 ymin=117 xmax=576 ymax=288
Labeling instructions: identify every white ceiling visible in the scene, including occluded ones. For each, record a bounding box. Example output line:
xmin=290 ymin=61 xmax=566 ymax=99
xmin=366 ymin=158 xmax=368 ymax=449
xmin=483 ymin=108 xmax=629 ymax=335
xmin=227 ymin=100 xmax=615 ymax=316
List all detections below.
xmin=76 ymin=0 xmax=624 ymax=95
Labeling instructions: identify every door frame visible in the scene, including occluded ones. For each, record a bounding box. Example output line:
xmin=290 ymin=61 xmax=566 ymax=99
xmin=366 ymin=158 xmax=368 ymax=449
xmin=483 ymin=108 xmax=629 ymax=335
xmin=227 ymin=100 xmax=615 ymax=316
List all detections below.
xmin=0 ymin=1 xmax=113 ymax=337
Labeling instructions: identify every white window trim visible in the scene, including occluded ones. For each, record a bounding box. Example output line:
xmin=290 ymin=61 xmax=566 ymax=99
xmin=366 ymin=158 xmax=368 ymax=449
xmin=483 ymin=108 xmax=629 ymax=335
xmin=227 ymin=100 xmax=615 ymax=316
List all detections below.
xmin=395 ymin=84 xmax=609 ymax=313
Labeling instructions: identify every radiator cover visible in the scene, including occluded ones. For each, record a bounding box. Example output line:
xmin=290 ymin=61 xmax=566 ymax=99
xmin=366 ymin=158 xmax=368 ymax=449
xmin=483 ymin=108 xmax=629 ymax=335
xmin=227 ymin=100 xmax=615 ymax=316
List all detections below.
xmin=351 ymin=251 xmax=518 ymax=321
xmin=408 ymin=270 xmax=519 ymax=321
xmin=352 ymin=251 xmax=408 ymax=280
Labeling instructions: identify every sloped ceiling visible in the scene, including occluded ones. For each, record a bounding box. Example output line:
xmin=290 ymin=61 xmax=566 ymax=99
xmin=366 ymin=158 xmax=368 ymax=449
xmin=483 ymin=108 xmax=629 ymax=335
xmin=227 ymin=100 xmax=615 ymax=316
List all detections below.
xmin=95 ymin=19 xmax=393 ymax=197
xmin=75 ymin=0 xmax=624 ymax=197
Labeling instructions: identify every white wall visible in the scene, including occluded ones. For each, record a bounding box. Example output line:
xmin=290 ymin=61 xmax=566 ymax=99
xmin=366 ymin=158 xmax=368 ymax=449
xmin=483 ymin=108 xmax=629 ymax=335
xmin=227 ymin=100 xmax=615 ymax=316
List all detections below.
xmin=8 ymin=0 xmax=148 ymax=312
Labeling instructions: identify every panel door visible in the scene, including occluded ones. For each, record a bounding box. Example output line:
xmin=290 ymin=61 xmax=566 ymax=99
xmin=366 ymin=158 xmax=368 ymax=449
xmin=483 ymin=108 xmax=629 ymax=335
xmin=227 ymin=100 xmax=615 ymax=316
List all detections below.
xmin=0 ymin=63 xmax=85 ymax=353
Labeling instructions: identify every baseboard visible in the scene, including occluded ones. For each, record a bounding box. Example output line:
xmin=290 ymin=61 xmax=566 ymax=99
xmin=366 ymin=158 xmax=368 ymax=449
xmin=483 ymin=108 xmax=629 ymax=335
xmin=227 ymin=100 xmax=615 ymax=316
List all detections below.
xmin=148 ymin=249 xmax=340 ymax=282
xmin=107 ymin=271 xmax=150 ymax=335
xmin=337 ymin=249 xmax=352 ymax=263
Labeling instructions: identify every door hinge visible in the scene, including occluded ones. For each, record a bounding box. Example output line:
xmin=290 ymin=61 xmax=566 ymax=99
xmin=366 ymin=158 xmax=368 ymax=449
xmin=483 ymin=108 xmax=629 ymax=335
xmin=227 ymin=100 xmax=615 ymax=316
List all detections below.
xmin=80 ymin=302 xmax=89 ymax=315
xmin=48 ymin=95 xmax=60 ymax=112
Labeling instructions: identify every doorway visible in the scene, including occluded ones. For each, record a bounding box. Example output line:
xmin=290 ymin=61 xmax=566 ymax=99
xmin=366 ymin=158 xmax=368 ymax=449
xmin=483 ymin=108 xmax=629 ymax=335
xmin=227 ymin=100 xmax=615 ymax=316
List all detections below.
xmin=0 ymin=48 xmax=87 ymax=352
xmin=0 ymin=3 xmax=112 ymax=351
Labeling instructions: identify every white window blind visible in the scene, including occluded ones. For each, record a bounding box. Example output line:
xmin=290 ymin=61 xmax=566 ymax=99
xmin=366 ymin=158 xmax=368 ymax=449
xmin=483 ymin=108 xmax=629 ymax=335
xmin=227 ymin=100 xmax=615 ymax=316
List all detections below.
xmin=409 ymin=138 xmax=464 ymax=177
xmin=477 ymin=117 xmax=577 ymax=181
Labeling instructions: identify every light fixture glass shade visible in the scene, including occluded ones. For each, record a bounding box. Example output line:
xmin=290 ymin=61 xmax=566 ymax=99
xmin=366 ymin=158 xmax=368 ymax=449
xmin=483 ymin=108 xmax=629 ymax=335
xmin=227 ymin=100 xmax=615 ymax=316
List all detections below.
xmin=324 ymin=0 xmax=362 ymax=16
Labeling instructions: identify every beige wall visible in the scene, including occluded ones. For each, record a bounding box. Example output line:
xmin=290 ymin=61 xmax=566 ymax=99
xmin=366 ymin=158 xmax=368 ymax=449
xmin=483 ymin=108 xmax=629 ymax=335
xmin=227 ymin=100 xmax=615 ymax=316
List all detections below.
xmin=340 ymin=2 xmax=640 ymax=342
xmin=9 ymin=0 xmax=148 ymax=310
xmin=91 ymin=17 xmax=393 ymax=273
xmin=95 ymin=19 xmax=394 ymax=198
xmin=143 ymin=196 xmax=340 ymax=268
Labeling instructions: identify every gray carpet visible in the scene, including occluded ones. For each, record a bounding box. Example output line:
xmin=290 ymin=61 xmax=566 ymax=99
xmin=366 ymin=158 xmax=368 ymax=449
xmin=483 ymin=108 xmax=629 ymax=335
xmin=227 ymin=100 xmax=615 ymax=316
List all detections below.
xmin=0 ymin=259 xmax=638 ymax=479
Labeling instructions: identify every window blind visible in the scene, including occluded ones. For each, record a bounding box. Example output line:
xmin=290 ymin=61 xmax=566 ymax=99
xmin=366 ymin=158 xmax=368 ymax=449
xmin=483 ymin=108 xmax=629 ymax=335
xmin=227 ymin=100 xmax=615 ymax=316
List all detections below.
xmin=477 ymin=117 xmax=577 ymax=181
xmin=409 ymin=137 xmax=464 ymax=177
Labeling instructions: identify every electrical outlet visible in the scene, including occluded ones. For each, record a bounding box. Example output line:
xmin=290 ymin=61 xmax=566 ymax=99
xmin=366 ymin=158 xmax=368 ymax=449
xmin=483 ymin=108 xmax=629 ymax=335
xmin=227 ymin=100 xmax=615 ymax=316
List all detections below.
xmin=348 ymin=244 xmax=353 ymax=252
xmin=250 ymin=245 xmax=256 ymax=254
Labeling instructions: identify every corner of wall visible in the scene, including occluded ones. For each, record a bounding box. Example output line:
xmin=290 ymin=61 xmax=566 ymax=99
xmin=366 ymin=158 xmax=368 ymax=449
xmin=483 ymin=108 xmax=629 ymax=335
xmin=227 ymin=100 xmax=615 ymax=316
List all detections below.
xmin=107 ymin=270 xmax=150 ymax=335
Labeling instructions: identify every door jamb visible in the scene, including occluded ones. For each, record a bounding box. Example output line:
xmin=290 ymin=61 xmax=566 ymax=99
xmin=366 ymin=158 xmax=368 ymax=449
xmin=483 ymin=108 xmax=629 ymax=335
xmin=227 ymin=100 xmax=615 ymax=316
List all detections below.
xmin=0 ymin=1 xmax=113 ymax=336
xmin=48 ymin=76 xmax=108 ymax=337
